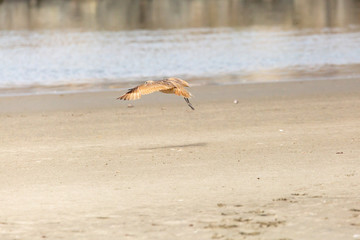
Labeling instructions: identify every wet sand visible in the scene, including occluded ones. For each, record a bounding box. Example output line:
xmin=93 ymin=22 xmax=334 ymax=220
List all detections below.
xmin=0 ymin=79 xmax=360 ymax=240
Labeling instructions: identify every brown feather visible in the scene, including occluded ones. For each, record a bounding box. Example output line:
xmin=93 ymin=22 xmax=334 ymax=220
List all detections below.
xmin=117 ymin=78 xmax=193 ymax=109
xmin=167 ymin=77 xmax=190 ymax=87
xmin=118 ymin=80 xmax=175 ymax=100
xmin=174 ymin=87 xmax=191 ymax=98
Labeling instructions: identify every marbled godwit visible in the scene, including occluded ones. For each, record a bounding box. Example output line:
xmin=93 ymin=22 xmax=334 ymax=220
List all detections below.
xmin=117 ymin=77 xmax=195 ymax=110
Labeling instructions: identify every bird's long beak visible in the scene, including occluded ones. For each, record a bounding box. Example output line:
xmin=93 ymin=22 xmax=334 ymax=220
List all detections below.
xmin=184 ymin=98 xmax=195 ymax=110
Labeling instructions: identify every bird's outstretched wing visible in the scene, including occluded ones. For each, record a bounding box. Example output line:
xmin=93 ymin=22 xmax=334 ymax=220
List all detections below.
xmin=165 ymin=79 xmax=191 ymax=98
xmin=167 ymin=77 xmax=190 ymax=87
xmin=117 ymin=80 xmax=173 ymax=100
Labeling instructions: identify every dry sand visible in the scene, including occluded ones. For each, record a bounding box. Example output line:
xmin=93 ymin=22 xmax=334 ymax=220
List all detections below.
xmin=0 ymin=79 xmax=360 ymax=240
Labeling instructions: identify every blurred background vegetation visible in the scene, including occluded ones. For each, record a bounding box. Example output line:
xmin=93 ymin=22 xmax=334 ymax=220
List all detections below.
xmin=1 ymin=0 xmax=360 ymax=31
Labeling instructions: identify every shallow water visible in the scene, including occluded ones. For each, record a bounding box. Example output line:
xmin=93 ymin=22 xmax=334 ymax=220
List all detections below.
xmin=1 ymin=0 xmax=360 ymax=95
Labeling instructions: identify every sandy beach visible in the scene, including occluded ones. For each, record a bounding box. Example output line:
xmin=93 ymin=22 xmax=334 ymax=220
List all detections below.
xmin=0 ymin=79 xmax=360 ymax=240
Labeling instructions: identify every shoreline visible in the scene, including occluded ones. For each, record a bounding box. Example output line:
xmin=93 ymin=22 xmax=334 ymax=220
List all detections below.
xmin=1 ymin=78 xmax=360 ymax=113
xmin=0 ymin=78 xmax=359 ymax=239
xmin=0 ymin=75 xmax=359 ymax=98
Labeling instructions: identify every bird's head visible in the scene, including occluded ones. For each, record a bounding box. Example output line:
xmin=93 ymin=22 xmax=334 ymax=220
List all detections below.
xmin=145 ymin=80 xmax=154 ymax=84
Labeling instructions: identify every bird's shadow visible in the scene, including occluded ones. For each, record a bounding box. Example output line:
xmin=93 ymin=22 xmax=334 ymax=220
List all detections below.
xmin=139 ymin=142 xmax=207 ymax=150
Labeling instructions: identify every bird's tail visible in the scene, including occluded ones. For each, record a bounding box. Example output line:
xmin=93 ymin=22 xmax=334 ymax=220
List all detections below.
xmin=184 ymin=98 xmax=195 ymax=110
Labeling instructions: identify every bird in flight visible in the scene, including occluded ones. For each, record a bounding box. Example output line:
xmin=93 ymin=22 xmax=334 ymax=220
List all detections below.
xmin=117 ymin=77 xmax=195 ymax=110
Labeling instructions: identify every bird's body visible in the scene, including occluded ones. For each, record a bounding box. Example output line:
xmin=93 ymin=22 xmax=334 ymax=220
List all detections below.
xmin=117 ymin=77 xmax=195 ymax=110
